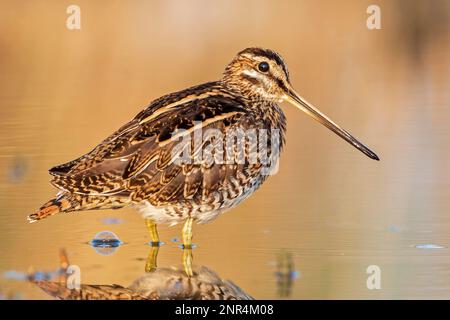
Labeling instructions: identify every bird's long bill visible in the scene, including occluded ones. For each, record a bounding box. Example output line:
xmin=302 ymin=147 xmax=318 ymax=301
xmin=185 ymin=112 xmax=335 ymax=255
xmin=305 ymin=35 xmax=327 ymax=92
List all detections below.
xmin=284 ymin=87 xmax=379 ymax=161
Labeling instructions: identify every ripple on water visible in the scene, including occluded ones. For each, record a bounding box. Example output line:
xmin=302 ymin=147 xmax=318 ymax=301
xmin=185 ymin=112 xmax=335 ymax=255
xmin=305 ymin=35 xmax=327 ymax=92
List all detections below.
xmin=414 ymin=244 xmax=445 ymax=250
xmin=101 ymin=217 xmax=123 ymax=225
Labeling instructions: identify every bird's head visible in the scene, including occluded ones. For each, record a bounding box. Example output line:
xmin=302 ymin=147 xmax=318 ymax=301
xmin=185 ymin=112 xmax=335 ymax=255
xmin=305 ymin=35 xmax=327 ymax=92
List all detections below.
xmin=222 ymin=47 xmax=379 ymax=161
xmin=222 ymin=47 xmax=291 ymax=103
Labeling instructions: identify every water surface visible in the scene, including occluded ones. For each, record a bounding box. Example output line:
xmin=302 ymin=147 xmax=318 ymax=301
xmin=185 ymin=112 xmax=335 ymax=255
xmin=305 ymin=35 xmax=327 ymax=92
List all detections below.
xmin=1 ymin=0 xmax=450 ymax=299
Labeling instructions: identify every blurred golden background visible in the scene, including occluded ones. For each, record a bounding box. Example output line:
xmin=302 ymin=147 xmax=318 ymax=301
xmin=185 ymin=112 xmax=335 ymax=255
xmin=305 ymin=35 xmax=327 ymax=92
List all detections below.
xmin=1 ymin=0 xmax=450 ymax=299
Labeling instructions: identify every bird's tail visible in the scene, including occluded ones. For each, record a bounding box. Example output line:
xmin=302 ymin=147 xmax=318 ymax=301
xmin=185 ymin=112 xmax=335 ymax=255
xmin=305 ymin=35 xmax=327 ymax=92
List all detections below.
xmin=27 ymin=195 xmax=72 ymax=223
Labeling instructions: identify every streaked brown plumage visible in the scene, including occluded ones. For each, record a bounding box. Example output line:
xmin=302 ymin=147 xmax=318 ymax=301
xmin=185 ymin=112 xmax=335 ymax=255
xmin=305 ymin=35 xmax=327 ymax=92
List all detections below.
xmin=35 ymin=267 xmax=253 ymax=300
xmin=28 ymin=47 xmax=379 ymax=247
xmin=32 ymin=249 xmax=253 ymax=300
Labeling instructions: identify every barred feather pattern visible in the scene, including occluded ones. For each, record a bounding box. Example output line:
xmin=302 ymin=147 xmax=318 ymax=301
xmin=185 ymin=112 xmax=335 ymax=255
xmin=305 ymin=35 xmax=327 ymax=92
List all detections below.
xmin=39 ymin=79 xmax=286 ymax=224
xmin=34 ymin=266 xmax=253 ymax=300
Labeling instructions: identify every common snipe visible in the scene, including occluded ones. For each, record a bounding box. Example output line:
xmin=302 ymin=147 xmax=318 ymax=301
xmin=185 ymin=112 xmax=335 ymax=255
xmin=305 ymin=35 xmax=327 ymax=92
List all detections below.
xmin=32 ymin=249 xmax=253 ymax=300
xmin=28 ymin=48 xmax=379 ymax=249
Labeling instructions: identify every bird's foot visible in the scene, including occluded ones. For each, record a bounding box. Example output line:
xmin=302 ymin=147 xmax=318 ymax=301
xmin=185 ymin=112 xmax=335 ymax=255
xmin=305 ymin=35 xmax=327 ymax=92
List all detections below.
xmin=148 ymin=241 xmax=164 ymax=247
xmin=178 ymin=243 xmax=197 ymax=250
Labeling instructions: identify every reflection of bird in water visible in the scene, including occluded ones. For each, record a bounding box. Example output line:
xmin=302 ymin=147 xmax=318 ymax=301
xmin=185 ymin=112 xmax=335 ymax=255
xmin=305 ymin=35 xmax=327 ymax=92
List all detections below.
xmin=28 ymin=48 xmax=379 ymax=253
xmin=8 ymin=155 xmax=28 ymax=183
xmin=275 ymin=250 xmax=297 ymax=298
xmin=32 ymin=249 xmax=253 ymax=300
xmin=0 ymin=287 xmax=22 ymax=300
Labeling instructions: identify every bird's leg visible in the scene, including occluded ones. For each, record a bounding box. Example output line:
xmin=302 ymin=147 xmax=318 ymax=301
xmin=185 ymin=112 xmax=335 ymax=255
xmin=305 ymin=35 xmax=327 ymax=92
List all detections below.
xmin=145 ymin=218 xmax=161 ymax=246
xmin=144 ymin=219 xmax=162 ymax=272
xmin=145 ymin=245 xmax=159 ymax=273
xmin=181 ymin=217 xmax=194 ymax=277
xmin=182 ymin=247 xmax=193 ymax=277
xmin=181 ymin=217 xmax=194 ymax=249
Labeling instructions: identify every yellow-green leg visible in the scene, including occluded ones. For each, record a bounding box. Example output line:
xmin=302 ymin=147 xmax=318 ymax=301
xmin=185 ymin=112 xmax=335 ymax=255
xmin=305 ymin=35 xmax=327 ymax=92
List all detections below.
xmin=182 ymin=247 xmax=193 ymax=277
xmin=145 ymin=246 xmax=159 ymax=273
xmin=181 ymin=217 xmax=194 ymax=277
xmin=145 ymin=218 xmax=160 ymax=246
xmin=182 ymin=217 xmax=194 ymax=248
xmin=144 ymin=219 xmax=161 ymax=272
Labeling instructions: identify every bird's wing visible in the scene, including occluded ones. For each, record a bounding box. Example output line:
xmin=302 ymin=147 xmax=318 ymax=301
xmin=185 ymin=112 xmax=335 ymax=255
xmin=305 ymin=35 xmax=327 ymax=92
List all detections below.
xmin=49 ymin=82 xmax=219 ymax=176
xmin=50 ymin=84 xmax=257 ymax=204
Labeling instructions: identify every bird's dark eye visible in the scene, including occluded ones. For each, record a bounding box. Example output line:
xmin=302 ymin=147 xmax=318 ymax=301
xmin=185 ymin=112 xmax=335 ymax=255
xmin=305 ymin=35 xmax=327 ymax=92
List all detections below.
xmin=258 ymin=62 xmax=270 ymax=73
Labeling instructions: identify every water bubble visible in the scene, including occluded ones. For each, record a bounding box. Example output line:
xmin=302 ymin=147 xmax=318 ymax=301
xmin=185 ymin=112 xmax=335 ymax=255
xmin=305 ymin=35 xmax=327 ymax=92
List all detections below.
xmin=89 ymin=231 xmax=123 ymax=255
